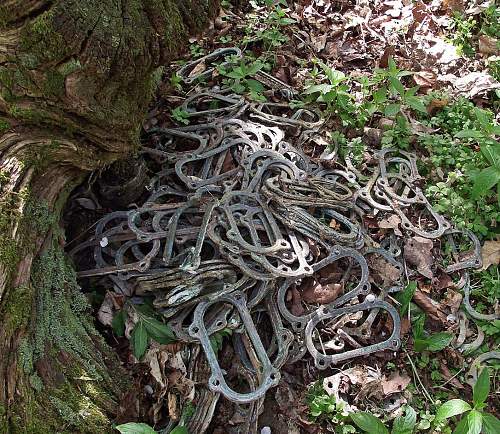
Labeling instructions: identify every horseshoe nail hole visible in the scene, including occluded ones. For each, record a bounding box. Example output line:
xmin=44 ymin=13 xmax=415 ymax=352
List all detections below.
xmin=304 ymin=266 xmax=312 ymax=272
xmin=323 ymin=307 xmax=330 ymax=314
xmin=327 ymin=381 xmax=333 ymax=389
xmin=280 ymin=240 xmax=288 ymax=247
xmin=270 ymin=373 xmax=276 ymax=380
xmin=192 ymin=327 xmax=199 ymax=334
xmin=212 ymin=379 xmax=220 ymax=386
xmin=318 ymin=359 xmax=326 ymax=366
xmin=216 ymin=321 xmax=223 ymax=327
xmin=403 ymin=222 xmax=411 ymax=228
xmin=392 ymin=340 xmax=399 ymax=348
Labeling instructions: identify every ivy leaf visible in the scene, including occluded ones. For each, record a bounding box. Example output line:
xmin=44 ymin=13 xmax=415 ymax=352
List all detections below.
xmin=141 ymin=317 xmax=175 ymax=345
xmin=115 ymin=422 xmax=157 ymax=434
xmin=170 ymin=426 xmax=189 ymax=434
xmin=412 ymin=315 xmax=426 ymax=340
xmin=111 ymin=310 xmax=126 ymax=337
xmin=473 ymin=368 xmax=490 ymax=406
xmin=426 ymin=332 xmax=453 ymax=352
xmin=471 ymin=166 xmax=500 ymax=199
xmin=131 ymin=321 xmax=149 ymax=360
xmin=466 ymin=410 xmax=483 ymax=434
xmin=435 ymin=399 xmax=471 ymax=423
xmin=482 ymin=413 xmax=500 ymax=434
xmin=392 ymin=406 xmax=417 ymax=434
xmin=384 ymin=103 xmax=401 ymax=117
xmin=394 ymin=281 xmax=417 ymax=316
xmin=351 ymin=412 xmax=389 ymax=434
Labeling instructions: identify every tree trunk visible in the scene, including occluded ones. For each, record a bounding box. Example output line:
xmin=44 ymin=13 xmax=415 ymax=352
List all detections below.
xmin=0 ymin=1 xmax=219 ymax=432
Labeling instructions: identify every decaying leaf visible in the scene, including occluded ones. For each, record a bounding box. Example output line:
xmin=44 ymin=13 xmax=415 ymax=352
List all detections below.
xmin=379 ymin=214 xmax=403 ymax=236
xmin=381 ymin=371 xmax=411 ymax=396
xmin=97 ymin=291 xmax=123 ymax=326
xmin=481 ymin=240 xmax=500 ymax=270
xmin=454 ymin=71 xmax=500 ymax=98
xmin=301 ymin=280 xmax=344 ymax=304
xmin=479 ymin=35 xmax=500 ymax=55
xmin=404 ymin=236 xmax=434 ymax=278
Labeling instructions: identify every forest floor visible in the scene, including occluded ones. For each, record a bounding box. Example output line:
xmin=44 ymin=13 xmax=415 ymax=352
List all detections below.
xmin=65 ymin=1 xmax=500 ymax=433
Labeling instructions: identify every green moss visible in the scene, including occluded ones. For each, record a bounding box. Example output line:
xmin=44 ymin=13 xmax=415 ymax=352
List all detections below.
xmin=0 ymin=118 xmax=10 ymax=133
xmin=4 ymin=285 xmax=32 ymax=333
xmin=59 ymin=59 xmax=82 ymax=77
xmin=43 ymin=70 xmax=65 ymax=97
xmin=20 ymin=9 xmax=70 ymax=65
xmin=24 ymin=196 xmax=57 ymax=234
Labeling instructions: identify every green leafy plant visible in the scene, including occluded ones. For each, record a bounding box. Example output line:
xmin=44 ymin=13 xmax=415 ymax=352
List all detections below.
xmin=434 ymin=368 xmax=500 ymax=433
xmin=171 ymin=107 xmax=190 ymax=125
xmin=209 ymin=328 xmax=232 ymax=354
xmin=116 ymin=422 xmax=157 ymax=434
xmin=113 ymin=304 xmax=176 ymax=360
xmin=303 ymin=61 xmax=358 ymax=127
xmin=412 ymin=314 xmax=453 ymax=352
xmin=448 ymin=13 xmax=477 ymax=57
xmin=395 ymin=281 xmax=417 ymax=316
xmin=218 ymin=57 xmax=267 ymax=100
xmin=116 ymin=422 xmax=189 ymax=434
xmin=351 ymin=406 xmax=417 ymax=434
xmin=243 ymin=1 xmax=295 ymax=50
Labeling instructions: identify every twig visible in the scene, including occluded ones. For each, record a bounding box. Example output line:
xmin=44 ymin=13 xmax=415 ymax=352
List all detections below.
xmin=405 ymin=351 xmax=435 ymax=404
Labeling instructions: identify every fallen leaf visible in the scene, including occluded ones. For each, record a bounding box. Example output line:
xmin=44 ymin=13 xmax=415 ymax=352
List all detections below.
xmin=479 ymin=35 xmax=500 ymax=55
xmin=454 ymin=71 xmax=500 ymax=98
xmin=427 ymin=98 xmax=449 ymax=115
xmin=404 ymin=236 xmax=434 ymax=278
xmin=97 ymin=291 xmax=123 ymax=326
xmin=367 ymin=254 xmax=402 ymax=286
xmin=413 ymin=289 xmax=448 ymax=323
xmin=381 ymin=371 xmax=411 ymax=396
xmin=301 ymin=280 xmax=343 ymax=304
xmin=442 ymin=289 xmax=463 ymax=314
xmin=481 ymin=240 xmax=500 ymax=270
xmin=413 ymin=70 xmax=437 ymax=88
xmin=188 ymin=61 xmax=207 ymax=78
xmin=379 ymin=214 xmax=403 ymax=236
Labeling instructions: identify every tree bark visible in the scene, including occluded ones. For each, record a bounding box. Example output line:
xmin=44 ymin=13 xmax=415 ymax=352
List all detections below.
xmin=0 ymin=1 xmax=218 ymax=432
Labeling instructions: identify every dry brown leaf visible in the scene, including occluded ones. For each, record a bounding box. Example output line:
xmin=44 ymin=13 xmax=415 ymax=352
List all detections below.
xmin=413 ymin=290 xmax=448 ymax=323
xmin=427 ymin=98 xmax=449 ymax=115
xmin=379 ymin=214 xmax=403 ymax=236
xmin=454 ymin=71 xmax=500 ymax=97
xmin=413 ymin=70 xmax=437 ymax=88
xmin=368 ymin=254 xmax=401 ymax=286
xmin=481 ymin=240 xmax=500 ymax=270
xmin=97 ymin=291 xmax=123 ymax=326
xmin=301 ymin=281 xmax=343 ymax=304
xmin=404 ymin=236 xmax=434 ymax=278
xmin=381 ymin=371 xmax=411 ymax=396
xmin=188 ymin=61 xmax=207 ymax=78
xmin=479 ymin=35 xmax=500 ymax=55
xmin=442 ymin=289 xmax=463 ymax=314
xmin=442 ymin=0 xmax=465 ymax=13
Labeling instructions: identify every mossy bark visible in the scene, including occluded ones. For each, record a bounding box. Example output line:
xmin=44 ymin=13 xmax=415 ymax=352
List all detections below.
xmin=0 ymin=1 xmax=219 ymax=432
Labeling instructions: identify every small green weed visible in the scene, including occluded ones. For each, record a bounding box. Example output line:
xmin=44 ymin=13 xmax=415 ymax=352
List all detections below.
xmin=412 ymin=314 xmax=453 ymax=353
xmin=434 ymin=368 xmax=500 ymax=434
xmin=171 ymin=107 xmax=190 ymax=125
xmin=448 ymin=13 xmax=477 ymax=57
